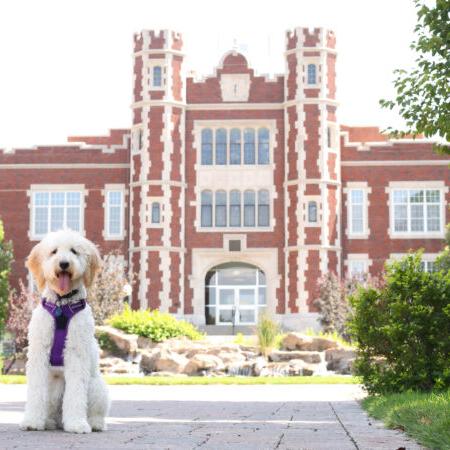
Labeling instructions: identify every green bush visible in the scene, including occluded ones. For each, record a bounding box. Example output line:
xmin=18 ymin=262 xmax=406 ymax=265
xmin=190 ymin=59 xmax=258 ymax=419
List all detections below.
xmin=349 ymin=252 xmax=450 ymax=394
xmin=108 ymin=306 xmax=203 ymax=342
xmin=256 ymin=315 xmax=280 ymax=357
xmin=0 ymin=220 xmax=13 ymax=335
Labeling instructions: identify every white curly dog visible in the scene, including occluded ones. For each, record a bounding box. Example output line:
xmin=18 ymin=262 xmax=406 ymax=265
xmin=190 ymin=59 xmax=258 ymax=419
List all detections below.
xmin=21 ymin=229 xmax=110 ymax=433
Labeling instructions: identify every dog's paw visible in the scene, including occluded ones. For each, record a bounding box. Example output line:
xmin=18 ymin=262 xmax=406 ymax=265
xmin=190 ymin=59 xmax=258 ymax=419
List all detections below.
xmin=20 ymin=417 xmax=46 ymax=431
xmin=88 ymin=416 xmax=107 ymax=432
xmin=64 ymin=419 xmax=92 ymax=434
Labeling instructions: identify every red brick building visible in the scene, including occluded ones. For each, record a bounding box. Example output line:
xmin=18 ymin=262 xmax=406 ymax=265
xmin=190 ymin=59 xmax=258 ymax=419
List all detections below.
xmin=1 ymin=28 xmax=449 ymax=330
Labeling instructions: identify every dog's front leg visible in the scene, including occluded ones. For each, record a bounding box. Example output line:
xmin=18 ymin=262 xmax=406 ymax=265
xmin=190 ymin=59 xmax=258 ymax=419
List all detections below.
xmin=62 ymin=353 xmax=91 ymax=433
xmin=21 ymin=308 xmax=53 ymax=431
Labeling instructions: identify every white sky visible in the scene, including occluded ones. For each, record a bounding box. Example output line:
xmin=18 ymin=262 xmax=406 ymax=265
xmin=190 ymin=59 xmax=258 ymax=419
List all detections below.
xmin=0 ymin=0 xmax=417 ymax=148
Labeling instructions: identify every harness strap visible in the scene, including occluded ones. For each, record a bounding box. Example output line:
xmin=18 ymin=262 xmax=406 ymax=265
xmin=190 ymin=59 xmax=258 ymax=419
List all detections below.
xmin=42 ymin=298 xmax=86 ymax=366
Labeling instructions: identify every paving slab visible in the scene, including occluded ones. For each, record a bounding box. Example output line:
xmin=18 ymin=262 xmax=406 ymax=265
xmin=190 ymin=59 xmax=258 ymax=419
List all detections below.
xmin=0 ymin=384 xmax=424 ymax=450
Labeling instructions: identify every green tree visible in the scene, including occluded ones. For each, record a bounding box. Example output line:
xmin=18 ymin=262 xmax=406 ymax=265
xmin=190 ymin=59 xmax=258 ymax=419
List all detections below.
xmin=0 ymin=219 xmax=14 ymax=334
xmin=380 ymin=0 xmax=450 ymax=154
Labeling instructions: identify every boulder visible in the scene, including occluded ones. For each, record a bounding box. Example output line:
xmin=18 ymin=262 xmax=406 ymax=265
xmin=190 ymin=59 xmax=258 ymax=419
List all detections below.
xmin=325 ymin=348 xmax=356 ymax=375
xmin=154 ymin=350 xmax=189 ymax=373
xmin=150 ymin=371 xmax=187 ymax=377
xmin=282 ymin=333 xmax=338 ymax=352
xmin=215 ymin=351 xmax=246 ymax=365
xmin=96 ymin=325 xmax=138 ymax=357
xmin=259 ymin=362 xmax=291 ymax=377
xmin=288 ymin=359 xmax=317 ymax=376
xmin=269 ymin=350 xmax=321 ymax=364
xmin=137 ymin=336 xmax=155 ymax=350
xmin=184 ymin=353 xmax=225 ymax=375
xmin=139 ymin=348 xmax=189 ymax=374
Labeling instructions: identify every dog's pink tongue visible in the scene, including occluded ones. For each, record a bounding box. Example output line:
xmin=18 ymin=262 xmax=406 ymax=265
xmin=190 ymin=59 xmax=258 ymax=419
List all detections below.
xmin=58 ymin=273 xmax=71 ymax=293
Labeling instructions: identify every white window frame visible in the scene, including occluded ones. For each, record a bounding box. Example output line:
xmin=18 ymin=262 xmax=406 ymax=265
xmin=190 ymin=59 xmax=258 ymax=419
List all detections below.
xmin=344 ymin=182 xmax=370 ymax=239
xmin=104 ymin=185 xmax=125 ymax=240
xmin=28 ymin=184 xmax=86 ymax=241
xmin=389 ymin=253 xmax=438 ymax=272
xmin=147 ymin=60 xmax=165 ymax=91
xmin=303 ymin=57 xmax=320 ymax=88
xmin=345 ymin=254 xmax=371 ymax=279
xmin=197 ymin=188 xmax=274 ymax=232
xmin=148 ymin=197 xmax=164 ymax=228
xmin=131 ymin=126 xmax=143 ymax=154
xmin=304 ymin=196 xmax=321 ymax=227
xmin=387 ymin=181 xmax=447 ymax=239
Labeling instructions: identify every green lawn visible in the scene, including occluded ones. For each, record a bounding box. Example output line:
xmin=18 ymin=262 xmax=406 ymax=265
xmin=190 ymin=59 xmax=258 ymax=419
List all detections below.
xmin=362 ymin=390 xmax=450 ymax=450
xmin=0 ymin=375 xmax=360 ymax=385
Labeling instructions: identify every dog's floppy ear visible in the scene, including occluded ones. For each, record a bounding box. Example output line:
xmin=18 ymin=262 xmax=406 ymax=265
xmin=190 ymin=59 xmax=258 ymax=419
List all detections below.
xmin=26 ymin=242 xmax=46 ymax=292
xmin=83 ymin=240 xmax=102 ymax=288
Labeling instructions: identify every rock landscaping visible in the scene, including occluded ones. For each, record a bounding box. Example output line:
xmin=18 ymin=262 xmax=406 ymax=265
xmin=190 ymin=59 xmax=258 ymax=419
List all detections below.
xmin=96 ymin=327 xmax=356 ymax=377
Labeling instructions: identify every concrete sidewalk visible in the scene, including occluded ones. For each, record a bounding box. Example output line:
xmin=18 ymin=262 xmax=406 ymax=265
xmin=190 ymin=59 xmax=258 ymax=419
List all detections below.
xmin=0 ymin=384 xmax=423 ymax=449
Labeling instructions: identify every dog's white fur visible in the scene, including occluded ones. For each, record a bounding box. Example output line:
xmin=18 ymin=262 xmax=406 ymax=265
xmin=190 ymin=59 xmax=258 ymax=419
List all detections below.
xmin=21 ymin=230 xmax=110 ymax=433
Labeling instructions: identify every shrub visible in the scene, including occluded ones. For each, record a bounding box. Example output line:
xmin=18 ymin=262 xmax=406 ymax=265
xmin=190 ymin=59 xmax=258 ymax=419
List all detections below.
xmin=108 ymin=306 xmax=203 ymax=342
xmin=0 ymin=220 xmax=13 ymax=334
xmin=88 ymin=251 xmax=132 ymax=324
xmin=348 ymin=252 xmax=450 ymax=394
xmin=6 ymin=280 xmax=39 ymax=354
xmin=256 ymin=314 xmax=280 ymax=357
xmin=314 ymin=273 xmax=355 ymax=340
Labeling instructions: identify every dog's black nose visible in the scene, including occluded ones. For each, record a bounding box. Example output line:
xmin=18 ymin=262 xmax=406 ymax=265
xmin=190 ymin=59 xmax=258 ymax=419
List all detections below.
xmin=59 ymin=261 xmax=70 ymax=270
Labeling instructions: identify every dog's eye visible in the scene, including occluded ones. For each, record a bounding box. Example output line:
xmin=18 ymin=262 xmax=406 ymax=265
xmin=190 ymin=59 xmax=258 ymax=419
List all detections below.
xmin=51 ymin=249 xmax=57 ymax=255
xmin=70 ymin=248 xmax=78 ymax=255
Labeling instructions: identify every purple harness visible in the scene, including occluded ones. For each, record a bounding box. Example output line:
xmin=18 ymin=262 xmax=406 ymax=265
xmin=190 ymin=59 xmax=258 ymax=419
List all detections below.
xmin=42 ymin=292 xmax=86 ymax=367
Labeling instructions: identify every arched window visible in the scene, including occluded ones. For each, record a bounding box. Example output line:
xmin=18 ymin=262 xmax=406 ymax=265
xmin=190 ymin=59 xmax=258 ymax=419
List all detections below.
xmin=215 ymin=128 xmax=227 ymax=165
xmin=308 ymin=201 xmax=317 ymax=223
xmin=257 ymin=128 xmax=270 ymax=164
xmin=244 ymin=190 xmax=255 ymax=227
xmin=307 ymin=64 xmax=317 ymax=85
xmin=201 ymin=129 xmax=213 ymax=165
xmin=205 ymin=263 xmax=267 ymax=325
xmin=153 ymin=66 xmax=162 ymax=87
xmin=201 ymin=190 xmax=213 ymax=227
xmin=230 ymin=190 xmax=241 ymax=227
xmin=215 ymin=190 xmax=227 ymax=227
xmin=151 ymin=202 xmax=161 ymax=224
xmin=258 ymin=190 xmax=270 ymax=226
xmin=230 ymin=128 xmax=241 ymax=165
xmin=243 ymin=128 xmax=255 ymax=164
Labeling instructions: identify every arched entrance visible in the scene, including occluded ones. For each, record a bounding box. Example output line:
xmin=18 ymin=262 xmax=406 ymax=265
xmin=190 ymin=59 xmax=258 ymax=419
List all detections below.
xmin=205 ymin=262 xmax=266 ymax=325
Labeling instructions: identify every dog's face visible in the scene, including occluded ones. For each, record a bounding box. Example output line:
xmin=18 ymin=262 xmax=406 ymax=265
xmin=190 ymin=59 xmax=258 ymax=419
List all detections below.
xmin=26 ymin=230 xmax=101 ymax=295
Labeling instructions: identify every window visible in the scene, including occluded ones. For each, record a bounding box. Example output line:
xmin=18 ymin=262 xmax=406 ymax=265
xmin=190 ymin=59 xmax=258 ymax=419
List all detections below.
xmin=327 ymin=126 xmax=332 ymax=148
xmin=215 ymin=128 xmax=227 ymax=165
xmin=392 ymin=189 xmax=441 ymax=234
xmin=243 ymin=128 xmax=255 ymax=164
xmin=421 ymin=260 xmax=436 ymax=273
xmin=132 ymin=128 xmax=143 ymax=153
xmin=230 ymin=128 xmax=241 ymax=165
xmin=307 ymin=64 xmax=317 ymax=84
xmin=348 ymin=260 xmax=367 ymax=279
xmin=349 ymin=189 xmax=365 ymax=235
xmin=205 ymin=263 xmax=267 ymax=325
xmin=308 ymin=201 xmax=318 ymax=223
xmin=200 ymin=127 xmax=271 ymax=166
xmin=257 ymin=128 xmax=270 ymax=164
xmin=230 ymin=190 xmax=241 ymax=227
xmin=201 ymin=129 xmax=213 ymax=165
xmin=257 ymin=190 xmax=270 ymax=226
xmin=215 ymin=191 xmax=227 ymax=227
xmin=106 ymin=190 xmax=124 ymax=237
xmin=201 ymin=190 xmax=213 ymax=227
xmin=153 ymin=66 xmax=162 ymax=87
xmin=151 ymin=202 xmax=161 ymax=224
xmin=32 ymin=191 xmax=82 ymax=237
xmin=244 ymin=190 xmax=256 ymax=227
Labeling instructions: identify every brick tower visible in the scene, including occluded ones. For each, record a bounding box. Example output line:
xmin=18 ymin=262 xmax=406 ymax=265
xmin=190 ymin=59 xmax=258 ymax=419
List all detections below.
xmin=130 ymin=30 xmax=186 ymax=312
xmin=284 ymin=28 xmax=340 ymax=326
